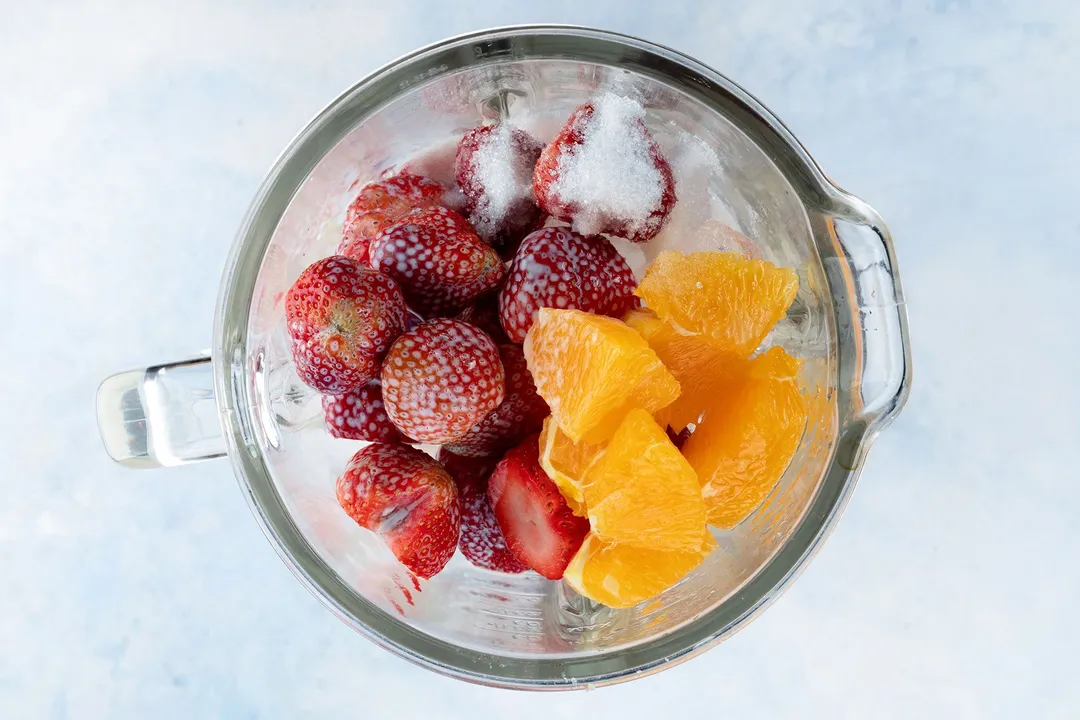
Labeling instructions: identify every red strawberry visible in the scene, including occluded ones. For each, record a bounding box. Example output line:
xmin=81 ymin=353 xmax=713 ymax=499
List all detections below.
xmin=338 ymin=173 xmax=447 ymax=267
xmin=444 ymin=344 xmax=549 ymax=457
xmin=338 ymin=211 xmax=392 ymax=265
xmin=369 ymin=207 xmax=506 ymax=317
xmin=336 ymin=443 xmax=460 ymax=579
xmin=487 ymin=435 xmax=590 ymax=580
xmin=286 ymin=256 xmax=407 ymax=394
xmin=533 ymin=95 xmax=676 ymax=244
xmin=455 ymin=123 xmax=544 ymax=255
xmin=323 ymin=380 xmax=402 ymax=443
xmin=438 ymin=450 xmax=527 ymax=574
xmin=455 ymin=294 xmax=509 ymax=345
xmin=498 ymin=227 xmax=636 ymax=342
xmin=345 ymin=172 xmax=447 ymax=226
xmin=381 ymin=319 xmax=505 ymax=444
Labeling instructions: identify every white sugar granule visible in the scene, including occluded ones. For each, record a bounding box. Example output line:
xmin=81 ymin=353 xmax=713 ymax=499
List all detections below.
xmin=551 ymin=93 xmax=664 ymax=236
xmin=470 ymin=124 xmax=534 ymax=238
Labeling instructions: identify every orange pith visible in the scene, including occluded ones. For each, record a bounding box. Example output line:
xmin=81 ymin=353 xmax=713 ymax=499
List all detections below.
xmin=682 ymin=346 xmax=809 ymax=529
xmin=523 ymin=308 xmax=680 ymax=444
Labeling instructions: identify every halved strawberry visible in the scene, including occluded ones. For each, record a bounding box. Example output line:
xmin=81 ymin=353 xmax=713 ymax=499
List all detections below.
xmin=487 ymin=435 xmax=589 ymax=580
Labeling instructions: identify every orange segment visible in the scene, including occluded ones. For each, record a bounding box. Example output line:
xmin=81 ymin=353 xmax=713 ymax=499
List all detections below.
xmin=634 ymin=251 xmax=799 ymax=358
xmin=538 ymin=417 xmax=605 ymax=517
xmin=682 ymin=347 xmax=809 ymax=529
xmin=583 ymin=409 xmax=705 ymax=552
xmin=624 ymin=308 xmax=738 ymax=431
xmin=524 ymin=308 xmax=680 ymax=444
xmin=564 ymin=531 xmax=717 ymax=609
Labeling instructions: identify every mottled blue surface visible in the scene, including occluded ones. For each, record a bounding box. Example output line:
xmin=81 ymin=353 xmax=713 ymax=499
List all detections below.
xmin=1 ymin=1 xmax=1077 ymax=717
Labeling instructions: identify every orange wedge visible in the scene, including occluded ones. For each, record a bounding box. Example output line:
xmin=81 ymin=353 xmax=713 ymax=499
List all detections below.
xmin=564 ymin=531 xmax=717 ymax=609
xmin=582 ymin=409 xmax=705 ymax=552
xmin=683 ymin=347 xmax=808 ymax=529
xmin=634 ymin=251 xmax=798 ymax=358
xmin=537 ymin=417 xmax=604 ymax=517
xmin=523 ymin=308 xmax=680 ymax=444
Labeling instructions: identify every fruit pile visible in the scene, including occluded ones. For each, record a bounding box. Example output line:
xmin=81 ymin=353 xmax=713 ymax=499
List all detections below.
xmin=283 ymin=92 xmax=808 ymax=609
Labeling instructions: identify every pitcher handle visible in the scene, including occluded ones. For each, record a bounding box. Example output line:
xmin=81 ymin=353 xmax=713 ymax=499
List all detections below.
xmin=826 ymin=191 xmax=913 ymax=432
xmin=96 ymin=355 xmax=226 ymax=468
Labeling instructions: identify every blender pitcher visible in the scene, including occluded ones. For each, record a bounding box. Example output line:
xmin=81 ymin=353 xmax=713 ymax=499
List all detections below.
xmin=95 ymin=26 xmax=911 ymax=689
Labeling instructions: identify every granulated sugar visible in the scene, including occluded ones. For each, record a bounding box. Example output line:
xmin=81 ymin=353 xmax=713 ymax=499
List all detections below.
xmin=468 ymin=123 xmax=536 ymax=239
xmin=550 ymin=93 xmax=665 ymax=237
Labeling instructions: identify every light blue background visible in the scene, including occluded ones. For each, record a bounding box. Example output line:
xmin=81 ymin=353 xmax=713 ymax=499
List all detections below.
xmin=1 ymin=1 xmax=1076 ymax=717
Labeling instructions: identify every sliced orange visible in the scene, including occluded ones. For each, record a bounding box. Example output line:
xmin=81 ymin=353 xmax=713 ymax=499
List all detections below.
xmin=538 ymin=417 xmax=605 ymax=517
xmin=634 ymin=251 xmax=799 ymax=359
xmin=524 ymin=308 xmax=680 ymax=444
xmin=624 ymin=308 xmax=738 ymax=431
xmin=682 ymin=347 xmax=808 ymax=529
xmin=582 ymin=409 xmax=705 ymax=552
xmin=564 ymin=531 xmax=717 ymax=609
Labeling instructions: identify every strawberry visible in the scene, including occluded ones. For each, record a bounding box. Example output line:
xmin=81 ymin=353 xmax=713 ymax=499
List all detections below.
xmin=438 ymin=450 xmax=527 ymax=574
xmin=286 ymin=256 xmax=408 ymax=394
xmin=336 ymin=443 xmax=460 ymax=579
xmin=338 ymin=173 xmax=447 ymax=267
xmin=498 ymin=227 xmax=637 ymax=342
xmin=406 ymin=308 xmax=425 ymax=331
xmin=444 ymin=344 xmax=549 ymax=457
xmin=369 ymin=206 xmax=506 ymax=317
xmin=487 ymin=435 xmax=590 ymax=580
xmin=345 ymin=172 xmax=447 ymax=226
xmin=455 ymin=294 xmax=509 ymax=345
xmin=454 ymin=123 xmax=544 ymax=255
xmin=338 ymin=211 xmax=392 ymax=265
xmin=322 ymin=380 xmax=403 ymax=443
xmin=381 ymin=319 xmax=505 ymax=444
xmin=533 ymin=95 xmax=676 ymax=244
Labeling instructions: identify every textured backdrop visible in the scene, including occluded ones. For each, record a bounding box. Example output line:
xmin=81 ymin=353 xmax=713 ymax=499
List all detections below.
xmin=1 ymin=1 xmax=1076 ymax=717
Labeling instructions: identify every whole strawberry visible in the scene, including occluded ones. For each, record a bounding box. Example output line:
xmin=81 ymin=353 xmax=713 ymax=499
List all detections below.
xmin=369 ymin=206 xmax=506 ymax=317
xmin=438 ymin=449 xmax=526 ymax=574
xmin=286 ymin=256 xmax=408 ymax=394
xmin=498 ymin=227 xmax=637 ymax=343
xmin=338 ymin=172 xmax=447 ymax=265
xmin=336 ymin=443 xmax=460 ymax=579
xmin=381 ymin=319 xmax=505 ymax=444
xmin=443 ymin=344 xmax=549 ymax=457
xmin=533 ymin=94 xmax=676 ymax=244
xmin=487 ymin=434 xmax=589 ymax=580
xmin=322 ymin=380 xmax=404 ymax=443
xmin=455 ymin=123 xmax=544 ymax=255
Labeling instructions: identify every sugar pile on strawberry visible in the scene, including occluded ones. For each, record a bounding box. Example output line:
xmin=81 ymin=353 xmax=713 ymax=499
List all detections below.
xmin=455 ymin=123 xmax=544 ymax=255
xmin=285 ymin=256 xmax=408 ymax=395
xmin=336 ymin=443 xmax=460 ymax=579
xmin=438 ymin=450 xmax=526 ymax=573
xmin=499 ymin=227 xmax=638 ymax=342
xmin=534 ymin=93 xmax=676 ymax=244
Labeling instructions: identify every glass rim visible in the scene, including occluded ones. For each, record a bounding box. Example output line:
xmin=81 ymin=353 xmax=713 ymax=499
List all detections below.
xmin=211 ymin=24 xmax=909 ymax=689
